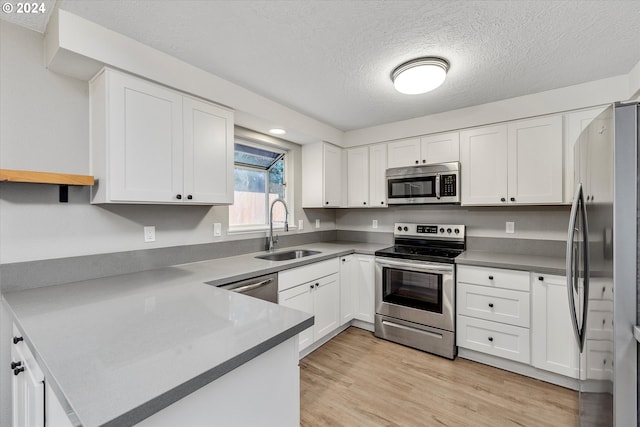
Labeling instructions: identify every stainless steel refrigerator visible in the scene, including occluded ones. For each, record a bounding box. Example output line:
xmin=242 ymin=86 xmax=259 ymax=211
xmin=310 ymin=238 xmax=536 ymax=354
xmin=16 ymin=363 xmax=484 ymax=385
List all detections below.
xmin=567 ymin=102 xmax=638 ymax=426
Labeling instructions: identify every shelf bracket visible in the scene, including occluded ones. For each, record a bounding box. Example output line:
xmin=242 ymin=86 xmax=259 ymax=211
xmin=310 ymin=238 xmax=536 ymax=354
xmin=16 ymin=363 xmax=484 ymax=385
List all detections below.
xmin=59 ymin=185 xmax=69 ymax=203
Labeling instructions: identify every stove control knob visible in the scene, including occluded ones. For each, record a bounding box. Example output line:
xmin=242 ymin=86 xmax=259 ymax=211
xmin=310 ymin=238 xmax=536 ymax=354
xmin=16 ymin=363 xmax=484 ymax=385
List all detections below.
xmin=454 ymin=228 xmax=460 ymax=234
xmin=439 ymin=228 xmax=445 ymax=233
xmin=397 ymin=226 xmax=402 ymax=231
xmin=447 ymin=228 xmax=452 ymax=234
xmin=403 ymin=226 xmax=408 ymax=232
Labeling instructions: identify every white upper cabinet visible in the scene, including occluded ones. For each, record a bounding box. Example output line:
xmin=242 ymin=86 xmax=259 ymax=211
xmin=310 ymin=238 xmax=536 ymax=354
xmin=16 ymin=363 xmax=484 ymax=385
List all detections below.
xmin=420 ymin=132 xmax=460 ymax=165
xmin=387 ymin=132 xmax=459 ymax=168
xmin=90 ymin=68 xmax=234 ymax=204
xmin=182 ymin=97 xmax=234 ymax=204
xmin=507 ymin=115 xmax=563 ymax=204
xmin=346 ymin=146 xmax=369 ymax=207
xmin=461 ymin=115 xmax=563 ymax=205
xmin=302 ymin=142 xmax=343 ymax=207
xmin=569 ymin=106 xmax=613 ymax=205
xmin=369 ymin=143 xmax=388 ymax=207
xmin=387 ymin=138 xmax=421 ymax=168
xmin=460 ymin=124 xmax=509 ymax=205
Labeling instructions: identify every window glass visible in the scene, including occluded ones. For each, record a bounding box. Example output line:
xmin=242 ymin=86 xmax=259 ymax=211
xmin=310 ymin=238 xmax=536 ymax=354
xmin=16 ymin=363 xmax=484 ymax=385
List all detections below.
xmin=229 ymin=142 xmax=288 ymax=228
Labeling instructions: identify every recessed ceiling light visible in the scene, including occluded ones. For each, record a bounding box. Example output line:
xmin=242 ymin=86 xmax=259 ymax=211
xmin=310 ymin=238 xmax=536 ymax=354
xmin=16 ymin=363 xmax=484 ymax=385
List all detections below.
xmin=269 ymin=128 xmax=286 ymax=135
xmin=391 ymin=57 xmax=449 ymax=95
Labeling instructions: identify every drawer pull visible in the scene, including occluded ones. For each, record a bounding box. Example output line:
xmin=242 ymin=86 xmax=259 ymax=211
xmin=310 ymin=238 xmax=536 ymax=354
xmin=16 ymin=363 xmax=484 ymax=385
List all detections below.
xmin=13 ymin=337 xmax=23 ymax=345
xmin=13 ymin=367 xmax=24 ymax=376
xmin=488 ymin=275 xmax=494 ymax=280
xmin=602 ymin=286 xmax=606 ymax=294
xmin=488 ymin=303 xmax=494 ymax=308
xmin=488 ymin=337 xmax=494 ymax=342
xmin=538 ymin=276 xmax=544 ymax=281
xmin=10 ymin=361 xmax=22 ymax=369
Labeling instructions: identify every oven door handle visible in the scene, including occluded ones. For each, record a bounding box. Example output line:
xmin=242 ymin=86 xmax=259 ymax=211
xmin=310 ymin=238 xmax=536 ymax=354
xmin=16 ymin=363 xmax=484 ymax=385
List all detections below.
xmin=375 ymin=258 xmax=453 ymax=273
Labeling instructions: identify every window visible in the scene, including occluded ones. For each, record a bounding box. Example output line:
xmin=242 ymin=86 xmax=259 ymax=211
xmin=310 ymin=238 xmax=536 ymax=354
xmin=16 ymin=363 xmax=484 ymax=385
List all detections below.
xmin=229 ymin=141 xmax=288 ymax=229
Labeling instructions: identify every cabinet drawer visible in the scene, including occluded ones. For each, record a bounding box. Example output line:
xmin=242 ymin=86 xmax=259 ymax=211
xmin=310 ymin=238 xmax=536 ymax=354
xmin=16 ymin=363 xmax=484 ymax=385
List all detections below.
xmin=457 ymin=283 xmax=530 ymax=327
xmin=589 ymin=278 xmax=613 ymax=301
xmin=586 ymin=300 xmax=613 ymax=341
xmin=457 ymin=315 xmax=530 ymax=363
xmin=585 ymin=340 xmax=613 ymax=381
xmin=278 ymin=258 xmax=339 ymax=292
xmin=457 ymin=265 xmax=529 ymax=292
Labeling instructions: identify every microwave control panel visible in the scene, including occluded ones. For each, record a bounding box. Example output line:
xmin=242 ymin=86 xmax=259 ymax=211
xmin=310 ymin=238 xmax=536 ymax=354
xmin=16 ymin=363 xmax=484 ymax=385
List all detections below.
xmin=440 ymin=174 xmax=457 ymax=196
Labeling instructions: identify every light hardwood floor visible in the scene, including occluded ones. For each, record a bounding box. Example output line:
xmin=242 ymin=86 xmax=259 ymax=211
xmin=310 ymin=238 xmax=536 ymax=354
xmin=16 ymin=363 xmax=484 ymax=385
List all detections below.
xmin=300 ymin=327 xmax=578 ymax=426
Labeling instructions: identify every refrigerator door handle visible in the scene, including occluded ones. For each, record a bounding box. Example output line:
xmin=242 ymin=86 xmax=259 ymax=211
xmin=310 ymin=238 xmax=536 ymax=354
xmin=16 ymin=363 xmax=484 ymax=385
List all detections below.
xmin=566 ymin=183 xmax=585 ymax=352
xmin=579 ymin=187 xmax=590 ymax=351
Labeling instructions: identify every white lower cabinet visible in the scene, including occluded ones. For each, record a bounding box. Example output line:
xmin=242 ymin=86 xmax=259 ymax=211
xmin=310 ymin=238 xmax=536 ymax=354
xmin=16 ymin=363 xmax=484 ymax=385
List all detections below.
xmin=354 ymin=255 xmax=375 ymax=323
xmin=456 ymin=265 xmax=531 ymax=363
xmin=531 ymin=273 xmax=580 ymax=378
xmin=11 ymin=325 xmax=73 ymax=427
xmin=278 ymin=258 xmax=340 ymax=352
xmin=457 ymin=316 xmax=530 ymax=363
xmin=339 ymin=255 xmax=357 ymax=325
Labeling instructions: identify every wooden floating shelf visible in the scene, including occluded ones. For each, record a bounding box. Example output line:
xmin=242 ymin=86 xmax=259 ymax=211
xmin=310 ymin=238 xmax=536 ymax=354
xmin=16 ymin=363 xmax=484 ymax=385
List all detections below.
xmin=0 ymin=169 xmax=94 ymax=186
xmin=0 ymin=169 xmax=95 ymax=202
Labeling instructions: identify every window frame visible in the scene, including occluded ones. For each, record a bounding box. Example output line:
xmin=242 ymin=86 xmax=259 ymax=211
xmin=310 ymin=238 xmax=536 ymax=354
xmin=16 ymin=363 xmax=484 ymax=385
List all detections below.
xmin=228 ymin=138 xmax=293 ymax=233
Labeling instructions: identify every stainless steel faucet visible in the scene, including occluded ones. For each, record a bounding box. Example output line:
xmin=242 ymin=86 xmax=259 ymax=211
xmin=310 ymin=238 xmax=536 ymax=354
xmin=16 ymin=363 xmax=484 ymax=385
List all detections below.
xmin=268 ymin=198 xmax=289 ymax=252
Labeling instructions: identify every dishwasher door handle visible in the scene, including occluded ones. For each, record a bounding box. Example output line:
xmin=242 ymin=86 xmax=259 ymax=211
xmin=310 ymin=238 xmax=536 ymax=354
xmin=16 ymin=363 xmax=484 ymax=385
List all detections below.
xmin=224 ymin=278 xmax=274 ymax=294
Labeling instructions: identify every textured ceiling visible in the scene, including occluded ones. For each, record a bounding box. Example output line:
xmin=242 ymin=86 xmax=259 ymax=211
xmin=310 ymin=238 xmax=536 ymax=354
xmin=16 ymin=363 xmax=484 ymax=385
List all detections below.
xmin=4 ymin=1 xmax=640 ymax=131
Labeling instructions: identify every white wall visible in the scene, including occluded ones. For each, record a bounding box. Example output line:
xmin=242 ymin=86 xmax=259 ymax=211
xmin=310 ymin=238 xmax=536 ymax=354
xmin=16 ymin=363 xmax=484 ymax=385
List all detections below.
xmin=336 ymin=205 xmax=571 ymax=241
xmin=0 ymin=21 xmax=335 ymax=264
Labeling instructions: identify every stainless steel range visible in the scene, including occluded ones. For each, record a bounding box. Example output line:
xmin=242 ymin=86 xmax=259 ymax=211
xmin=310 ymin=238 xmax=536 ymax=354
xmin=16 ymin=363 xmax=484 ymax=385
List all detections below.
xmin=374 ymin=223 xmax=465 ymax=359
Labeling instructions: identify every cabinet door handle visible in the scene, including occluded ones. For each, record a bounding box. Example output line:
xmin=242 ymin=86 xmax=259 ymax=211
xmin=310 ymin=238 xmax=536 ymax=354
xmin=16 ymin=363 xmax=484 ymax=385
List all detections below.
xmin=325 ymin=201 xmax=329 ymax=205
xmin=380 ymin=201 xmax=384 ymax=205
xmin=422 ymin=159 xmax=426 ymax=163
xmin=538 ymin=276 xmax=544 ymax=281
xmin=13 ymin=367 xmax=24 ymax=376
xmin=500 ymin=197 xmax=506 ymax=202
xmin=187 ymin=195 xmax=193 ymax=200
xmin=415 ymin=160 xmax=419 ymax=164
xmin=488 ymin=303 xmax=494 ymax=308
xmin=13 ymin=336 xmax=23 ymax=345
xmin=315 ymin=283 xmax=319 ymax=288
xmin=488 ymin=275 xmax=494 ymax=280
xmin=510 ymin=197 xmax=516 ymax=202
xmin=10 ymin=361 xmax=22 ymax=369
xmin=488 ymin=337 xmax=494 ymax=342
xmin=363 ymin=202 xmax=366 ymax=205
xmin=176 ymin=194 xmax=182 ymax=200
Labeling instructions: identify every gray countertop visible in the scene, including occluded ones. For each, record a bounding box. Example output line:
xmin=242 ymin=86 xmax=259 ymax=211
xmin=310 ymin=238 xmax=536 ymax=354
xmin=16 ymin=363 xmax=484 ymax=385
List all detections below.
xmin=2 ymin=241 xmax=386 ymax=427
xmin=455 ymin=250 xmax=567 ymax=275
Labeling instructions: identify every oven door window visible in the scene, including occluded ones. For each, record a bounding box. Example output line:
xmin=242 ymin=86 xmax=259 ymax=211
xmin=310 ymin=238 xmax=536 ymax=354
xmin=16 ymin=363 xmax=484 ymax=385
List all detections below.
xmin=387 ymin=176 xmax=436 ymax=199
xmin=382 ymin=267 xmax=443 ymax=313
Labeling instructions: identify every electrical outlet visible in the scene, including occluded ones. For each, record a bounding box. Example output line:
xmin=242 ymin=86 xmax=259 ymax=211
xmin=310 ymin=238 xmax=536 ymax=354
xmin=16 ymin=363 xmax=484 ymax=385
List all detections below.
xmin=505 ymin=222 xmax=515 ymax=234
xmin=315 ymin=219 xmax=320 ymax=229
xmin=144 ymin=226 xmax=156 ymax=242
xmin=372 ymin=219 xmax=378 ymax=229
xmin=298 ymin=220 xmax=304 ymax=230
xmin=213 ymin=223 xmax=222 ymax=237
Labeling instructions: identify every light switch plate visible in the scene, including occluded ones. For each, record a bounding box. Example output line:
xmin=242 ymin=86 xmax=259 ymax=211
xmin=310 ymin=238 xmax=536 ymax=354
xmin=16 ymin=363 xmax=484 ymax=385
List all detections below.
xmin=144 ymin=226 xmax=156 ymax=242
xmin=505 ymin=222 xmax=515 ymax=234
xmin=213 ymin=223 xmax=222 ymax=237
xmin=298 ymin=220 xmax=304 ymax=230
xmin=315 ymin=219 xmax=320 ymax=229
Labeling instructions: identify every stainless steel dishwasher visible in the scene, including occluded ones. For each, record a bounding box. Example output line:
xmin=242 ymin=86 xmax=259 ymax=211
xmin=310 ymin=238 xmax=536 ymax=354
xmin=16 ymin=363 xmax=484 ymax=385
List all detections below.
xmin=214 ymin=273 xmax=278 ymax=303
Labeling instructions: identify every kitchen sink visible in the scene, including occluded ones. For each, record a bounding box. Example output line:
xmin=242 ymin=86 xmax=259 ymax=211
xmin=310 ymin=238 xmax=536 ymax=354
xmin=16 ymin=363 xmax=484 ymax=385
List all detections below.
xmin=255 ymin=250 xmax=321 ymax=261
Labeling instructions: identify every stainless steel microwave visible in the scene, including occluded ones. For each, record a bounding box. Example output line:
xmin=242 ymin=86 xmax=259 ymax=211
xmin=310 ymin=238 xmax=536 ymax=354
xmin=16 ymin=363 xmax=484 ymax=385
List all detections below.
xmin=386 ymin=162 xmax=460 ymax=205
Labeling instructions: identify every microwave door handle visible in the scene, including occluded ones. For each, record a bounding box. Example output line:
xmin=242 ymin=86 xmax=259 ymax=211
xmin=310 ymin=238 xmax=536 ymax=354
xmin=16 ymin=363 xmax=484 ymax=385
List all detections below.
xmin=435 ymin=175 xmax=441 ymax=199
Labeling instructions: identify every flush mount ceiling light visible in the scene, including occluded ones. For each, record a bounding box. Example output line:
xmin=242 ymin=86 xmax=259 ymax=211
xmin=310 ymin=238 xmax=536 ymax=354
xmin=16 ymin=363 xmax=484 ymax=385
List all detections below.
xmin=269 ymin=128 xmax=287 ymax=135
xmin=391 ymin=57 xmax=449 ymax=95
